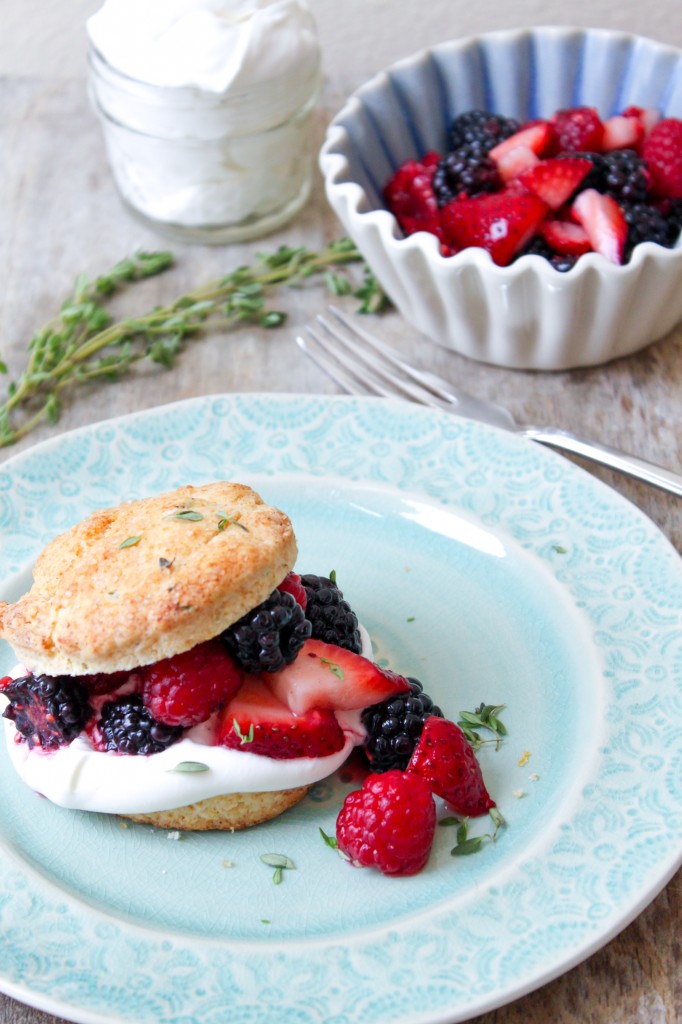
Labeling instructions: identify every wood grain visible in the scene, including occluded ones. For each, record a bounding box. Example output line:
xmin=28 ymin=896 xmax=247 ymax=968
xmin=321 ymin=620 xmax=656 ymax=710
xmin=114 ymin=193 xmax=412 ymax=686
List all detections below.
xmin=0 ymin=76 xmax=680 ymax=1024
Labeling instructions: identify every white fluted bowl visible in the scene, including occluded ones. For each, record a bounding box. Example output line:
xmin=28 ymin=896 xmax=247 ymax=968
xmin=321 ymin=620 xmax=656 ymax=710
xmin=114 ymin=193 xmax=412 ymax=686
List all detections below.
xmin=320 ymin=27 xmax=682 ymax=370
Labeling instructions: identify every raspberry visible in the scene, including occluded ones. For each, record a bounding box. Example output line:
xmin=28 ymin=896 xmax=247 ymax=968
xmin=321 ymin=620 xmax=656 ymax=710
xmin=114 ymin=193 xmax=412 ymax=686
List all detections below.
xmin=336 ymin=770 xmax=436 ymax=875
xmin=98 ymin=694 xmax=182 ymax=755
xmin=550 ymin=106 xmax=605 ymax=152
xmin=407 ymin=716 xmax=495 ymax=818
xmin=642 ymin=118 xmax=682 ymax=199
xmin=362 ymin=676 xmax=442 ymax=771
xmin=300 ymin=573 xmax=362 ymax=653
xmin=140 ymin=638 xmax=242 ymax=727
xmin=448 ymin=110 xmax=520 ymax=153
xmin=222 ymin=589 xmax=312 ymax=673
xmin=277 ymin=571 xmax=307 ymax=610
xmin=384 ymin=155 xmax=442 ymax=238
xmin=432 ymin=144 xmax=502 ymax=204
xmin=2 ymin=673 xmax=92 ymax=750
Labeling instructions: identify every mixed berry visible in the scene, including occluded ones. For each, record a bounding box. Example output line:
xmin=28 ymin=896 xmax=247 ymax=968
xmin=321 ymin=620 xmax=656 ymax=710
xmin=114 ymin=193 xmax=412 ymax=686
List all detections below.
xmin=384 ymin=105 xmax=682 ymax=268
xmin=1 ymin=568 xmax=497 ymax=877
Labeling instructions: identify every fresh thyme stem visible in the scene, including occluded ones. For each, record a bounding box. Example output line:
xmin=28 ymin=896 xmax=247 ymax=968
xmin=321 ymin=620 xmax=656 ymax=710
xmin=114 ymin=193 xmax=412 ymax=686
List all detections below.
xmin=0 ymin=239 xmax=384 ymax=449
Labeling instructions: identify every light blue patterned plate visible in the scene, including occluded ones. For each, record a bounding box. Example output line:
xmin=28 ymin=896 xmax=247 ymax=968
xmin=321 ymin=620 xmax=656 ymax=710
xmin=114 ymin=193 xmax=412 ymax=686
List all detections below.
xmin=0 ymin=393 xmax=681 ymax=1024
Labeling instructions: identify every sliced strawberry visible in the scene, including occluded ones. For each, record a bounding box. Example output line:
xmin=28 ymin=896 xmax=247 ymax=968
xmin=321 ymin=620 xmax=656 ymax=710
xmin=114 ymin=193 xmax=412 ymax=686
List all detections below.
xmin=266 ymin=638 xmax=410 ymax=715
xmin=407 ymin=716 xmax=495 ymax=817
xmin=601 ymin=114 xmax=645 ymax=153
xmin=495 ymin=144 xmax=540 ymax=183
xmin=489 ymin=119 xmax=554 ymax=162
xmin=519 ymin=157 xmax=592 ymax=210
xmin=622 ymin=105 xmax=660 ymax=137
xmin=642 ymin=118 xmax=682 ymax=199
xmin=538 ymin=218 xmax=592 ymax=256
xmin=550 ymin=106 xmax=604 ymax=152
xmin=441 ymin=189 xmax=549 ymax=266
xmin=571 ymin=188 xmax=628 ymax=264
xmin=384 ymin=156 xmax=442 ymax=238
xmin=216 ymin=675 xmax=345 ymax=758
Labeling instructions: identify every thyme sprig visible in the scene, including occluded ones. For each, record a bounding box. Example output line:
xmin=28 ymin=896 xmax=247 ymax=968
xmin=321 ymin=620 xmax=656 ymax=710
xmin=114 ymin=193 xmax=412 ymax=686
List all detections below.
xmin=448 ymin=807 xmax=506 ymax=856
xmin=0 ymin=239 xmax=383 ymax=448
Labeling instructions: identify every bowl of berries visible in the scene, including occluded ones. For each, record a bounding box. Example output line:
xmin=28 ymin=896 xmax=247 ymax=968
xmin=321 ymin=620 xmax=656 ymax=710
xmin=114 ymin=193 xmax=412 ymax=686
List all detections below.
xmin=320 ymin=26 xmax=682 ymax=369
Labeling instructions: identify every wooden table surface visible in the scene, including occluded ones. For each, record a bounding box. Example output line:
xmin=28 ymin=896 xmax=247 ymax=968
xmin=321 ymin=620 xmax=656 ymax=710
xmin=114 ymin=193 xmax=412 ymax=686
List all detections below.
xmin=0 ymin=69 xmax=680 ymax=1024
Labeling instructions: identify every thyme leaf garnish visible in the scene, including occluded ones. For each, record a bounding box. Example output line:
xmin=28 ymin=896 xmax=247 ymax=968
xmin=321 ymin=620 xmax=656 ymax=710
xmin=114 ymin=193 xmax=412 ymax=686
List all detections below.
xmin=319 ymin=827 xmax=338 ymax=850
xmin=457 ymin=702 xmax=507 ymax=751
xmin=216 ymin=513 xmax=249 ymax=532
xmin=232 ymin=719 xmax=254 ymax=745
xmin=319 ymin=656 xmax=343 ymax=680
xmin=0 ymin=239 xmax=386 ymax=448
xmin=118 ymin=535 xmax=141 ymax=549
xmin=170 ymin=509 xmax=204 ymax=522
xmin=449 ymin=808 xmax=506 ymax=857
xmin=260 ymin=853 xmax=295 ymax=884
xmin=166 ymin=761 xmax=210 ymax=773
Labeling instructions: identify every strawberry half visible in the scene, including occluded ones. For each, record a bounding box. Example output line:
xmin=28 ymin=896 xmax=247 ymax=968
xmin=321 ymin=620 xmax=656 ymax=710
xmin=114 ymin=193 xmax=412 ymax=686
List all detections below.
xmin=266 ymin=638 xmax=410 ymax=715
xmin=488 ymin=119 xmax=554 ymax=162
xmin=495 ymin=145 xmax=540 ymax=183
xmin=441 ymin=189 xmax=549 ymax=266
xmin=538 ymin=218 xmax=592 ymax=256
xmin=519 ymin=157 xmax=592 ymax=210
xmin=407 ymin=716 xmax=495 ymax=817
xmin=216 ymin=675 xmax=346 ymax=758
xmin=601 ymin=114 xmax=645 ymax=153
xmin=571 ymin=188 xmax=628 ymax=264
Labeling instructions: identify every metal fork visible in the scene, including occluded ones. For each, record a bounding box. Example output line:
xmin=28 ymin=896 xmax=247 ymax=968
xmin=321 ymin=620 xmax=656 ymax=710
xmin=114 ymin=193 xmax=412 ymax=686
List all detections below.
xmin=296 ymin=307 xmax=682 ymax=498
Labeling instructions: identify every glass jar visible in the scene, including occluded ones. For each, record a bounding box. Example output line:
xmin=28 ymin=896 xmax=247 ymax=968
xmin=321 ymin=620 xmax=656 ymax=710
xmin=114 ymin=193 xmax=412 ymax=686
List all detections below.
xmin=88 ymin=42 xmax=321 ymax=244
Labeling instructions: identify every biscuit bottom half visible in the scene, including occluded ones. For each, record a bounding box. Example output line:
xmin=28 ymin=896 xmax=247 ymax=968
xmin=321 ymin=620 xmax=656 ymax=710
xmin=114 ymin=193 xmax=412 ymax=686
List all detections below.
xmin=122 ymin=785 xmax=311 ymax=831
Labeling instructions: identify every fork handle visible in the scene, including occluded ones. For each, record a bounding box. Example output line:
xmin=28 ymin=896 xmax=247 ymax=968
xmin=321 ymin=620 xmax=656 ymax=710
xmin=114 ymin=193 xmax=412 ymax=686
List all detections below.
xmin=519 ymin=426 xmax=682 ymax=498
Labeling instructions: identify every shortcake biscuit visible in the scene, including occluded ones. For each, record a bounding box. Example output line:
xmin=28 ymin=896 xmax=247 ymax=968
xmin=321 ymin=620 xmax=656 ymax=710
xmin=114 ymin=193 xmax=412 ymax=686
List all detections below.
xmin=0 ymin=481 xmax=296 ymax=677
xmin=123 ymin=786 xmax=311 ymax=831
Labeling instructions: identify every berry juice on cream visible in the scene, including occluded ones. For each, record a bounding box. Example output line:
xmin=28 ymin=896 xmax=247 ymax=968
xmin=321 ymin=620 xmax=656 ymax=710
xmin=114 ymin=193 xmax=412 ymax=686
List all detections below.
xmin=87 ymin=0 xmax=321 ymax=242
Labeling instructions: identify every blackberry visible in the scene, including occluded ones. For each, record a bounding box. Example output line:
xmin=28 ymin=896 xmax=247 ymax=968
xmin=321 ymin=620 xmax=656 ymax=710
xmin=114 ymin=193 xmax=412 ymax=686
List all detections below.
xmin=99 ymin=694 xmax=182 ymax=755
xmin=599 ymin=149 xmax=651 ymax=203
xmin=665 ymin=198 xmax=682 ymax=239
xmin=447 ymin=109 xmax=520 ymax=153
xmin=563 ymin=150 xmax=650 ymax=204
xmin=362 ymin=677 xmax=442 ymax=772
xmin=2 ymin=674 xmax=91 ymax=750
xmin=222 ymin=589 xmax=312 ymax=673
xmin=432 ymin=144 xmax=502 ymax=205
xmin=515 ymin=236 xmax=577 ymax=272
xmin=300 ymin=573 xmax=362 ymax=653
xmin=621 ymin=202 xmax=678 ymax=261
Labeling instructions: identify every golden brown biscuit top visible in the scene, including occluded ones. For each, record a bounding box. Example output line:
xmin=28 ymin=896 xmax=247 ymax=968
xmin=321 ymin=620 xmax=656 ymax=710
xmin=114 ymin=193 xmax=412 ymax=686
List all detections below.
xmin=0 ymin=482 xmax=297 ymax=676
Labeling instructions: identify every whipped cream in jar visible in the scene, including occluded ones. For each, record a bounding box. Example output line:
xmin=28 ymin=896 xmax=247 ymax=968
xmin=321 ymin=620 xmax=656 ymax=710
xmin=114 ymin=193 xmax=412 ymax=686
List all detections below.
xmin=87 ymin=0 xmax=322 ymax=243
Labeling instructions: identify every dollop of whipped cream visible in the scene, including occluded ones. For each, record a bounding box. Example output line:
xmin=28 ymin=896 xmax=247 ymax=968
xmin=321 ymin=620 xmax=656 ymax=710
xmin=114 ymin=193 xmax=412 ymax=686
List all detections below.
xmin=87 ymin=0 xmax=320 ymax=93
xmin=1 ymin=627 xmax=372 ymax=816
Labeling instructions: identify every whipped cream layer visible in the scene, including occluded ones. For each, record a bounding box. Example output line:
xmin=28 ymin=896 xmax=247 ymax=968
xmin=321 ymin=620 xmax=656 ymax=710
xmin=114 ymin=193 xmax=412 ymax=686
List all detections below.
xmin=1 ymin=627 xmax=371 ymax=816
xmin=87 ymin=0 xmax=320 ymax=93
